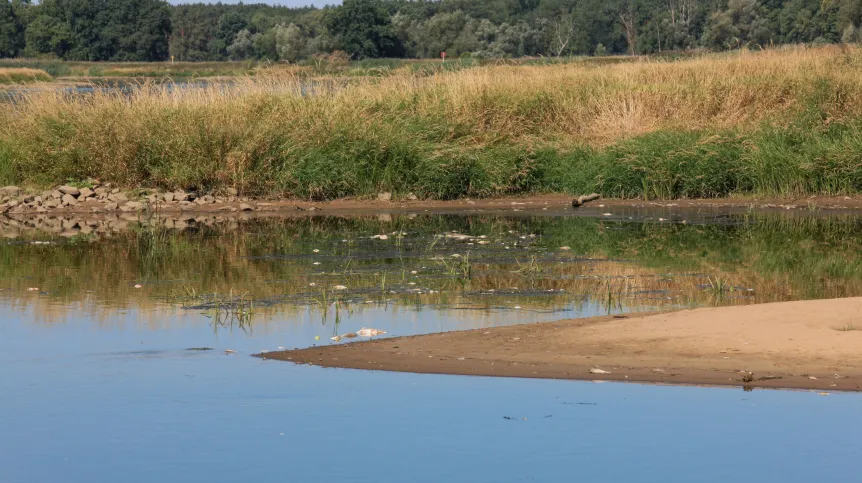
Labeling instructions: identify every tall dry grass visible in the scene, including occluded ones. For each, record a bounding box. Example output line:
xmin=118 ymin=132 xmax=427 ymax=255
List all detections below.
xmin=0 ymin=68 xmax=52 ymax=84
xmin=1 ymin=45 xmax=861 ymax=198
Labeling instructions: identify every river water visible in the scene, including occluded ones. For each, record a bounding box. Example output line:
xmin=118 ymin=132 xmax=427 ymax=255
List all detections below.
xmin=2 ymin=208 xmax=861 ymax=482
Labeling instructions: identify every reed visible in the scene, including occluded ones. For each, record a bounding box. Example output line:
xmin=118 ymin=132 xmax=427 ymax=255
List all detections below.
xmin=1 ymin=46 xmax=861 ymax=198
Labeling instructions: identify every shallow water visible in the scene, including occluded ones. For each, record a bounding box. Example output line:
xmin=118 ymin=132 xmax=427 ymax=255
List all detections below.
xmin=2 ymin=209 xmax=862 ymax=482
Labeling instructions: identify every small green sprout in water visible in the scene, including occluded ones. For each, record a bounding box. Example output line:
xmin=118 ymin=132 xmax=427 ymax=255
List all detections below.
xmin=512 ymin=256 xmax=541 ymax=276
xmin=835 ymin=322 xmax=858 ymax=332
xmin=438 ymin=252 xmax=472 ymax=285
xmin=707 ymin=276 xmax=733 ymax=300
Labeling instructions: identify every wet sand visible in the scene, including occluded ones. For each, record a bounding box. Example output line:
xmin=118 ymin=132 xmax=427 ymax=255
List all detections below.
xmin=261 ymin=298 xmax=862 ymax=392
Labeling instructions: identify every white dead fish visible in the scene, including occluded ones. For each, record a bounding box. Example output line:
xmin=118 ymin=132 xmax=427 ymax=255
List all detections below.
xmin=224 ymin=349 xmax=237 ymax=354
xmin=333 ymin=285 xmax=348 ymax=290
xmin=589 ymin=368 xmax=611 ymax=375
xmin=356 ymin=328 xmax=387 ymax=337
xmin=134 ymin=284 xmax=143 ymax=289
xmin=26 ymin=287 xmax=39 ymax=292
xmin=371 ymin=234 xmax=388 ymax=240
xmin=330 ymin=335 xmax=342 ymax=342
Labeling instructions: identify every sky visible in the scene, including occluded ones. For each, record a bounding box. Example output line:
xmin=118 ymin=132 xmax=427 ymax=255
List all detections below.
xmin=170 ymin=0 xmax=337 ymax=6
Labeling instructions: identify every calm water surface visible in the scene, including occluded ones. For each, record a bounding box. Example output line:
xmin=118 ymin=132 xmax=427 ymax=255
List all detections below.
xmin=2 ymin=209 xmax=861 ymax=482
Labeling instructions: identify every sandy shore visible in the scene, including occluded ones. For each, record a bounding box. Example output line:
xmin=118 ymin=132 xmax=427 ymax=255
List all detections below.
xmin=260 ymin=298 xmax=862 ymax=392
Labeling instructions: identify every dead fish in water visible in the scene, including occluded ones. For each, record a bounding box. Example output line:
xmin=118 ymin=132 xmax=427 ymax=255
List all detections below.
xmin=589 ymin=368 xmax=611 ymax=375
xmin=330 ymin=335 xmax=342 ymax=342
xmin=224 ymin=349 xmax=237 ymax=354
xmin=356 ymin=328 xmax=387 ymax=337
xmin=342 ymin=332 xmax=358 ymax=339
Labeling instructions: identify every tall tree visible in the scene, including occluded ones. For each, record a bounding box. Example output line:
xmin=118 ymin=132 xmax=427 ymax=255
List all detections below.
xmin=0 ymin=0 xmax=26 ymax=58
xmin=326 ymin=0 xmax=403 ymax=58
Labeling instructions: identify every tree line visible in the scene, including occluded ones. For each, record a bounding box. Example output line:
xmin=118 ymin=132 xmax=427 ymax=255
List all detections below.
xmin=1 ymin=0 xmax=860 ymax=62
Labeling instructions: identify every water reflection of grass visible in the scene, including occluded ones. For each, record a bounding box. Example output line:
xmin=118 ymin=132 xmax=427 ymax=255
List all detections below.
xmin=0 ymin=213 xmax=861 ymax=326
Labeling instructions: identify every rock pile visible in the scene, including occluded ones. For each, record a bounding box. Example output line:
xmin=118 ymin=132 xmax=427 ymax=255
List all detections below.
xmin=0 ymin=183 xmax=257 ymax=215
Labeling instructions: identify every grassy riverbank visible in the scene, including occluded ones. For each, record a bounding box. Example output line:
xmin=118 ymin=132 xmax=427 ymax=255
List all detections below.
xmin=1 ymin=46 xmax=861 ymax=199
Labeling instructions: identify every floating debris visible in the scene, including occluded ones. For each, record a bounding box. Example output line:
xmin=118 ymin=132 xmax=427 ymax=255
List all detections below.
xmin=571 ymin=193 xmax=600 ymax=208
xmin=26 ymin=287 xmax=39 ymax=292
xmin=333 ymin=285 xmax=348 ymax=290
xmin=224 ymin=349 xmax=237 ymax=354
xmin=589 ymin=368 xmax=611 ymax=375
xmin=559 ymin=246 xmax=571 ymax=251
xmin=356 ymin=328 xmax=387 ymax=337
xmin=134 ymin=284 xmax=143 ymax=289
xmin=330 ymin=335 xmax=342 ymax=342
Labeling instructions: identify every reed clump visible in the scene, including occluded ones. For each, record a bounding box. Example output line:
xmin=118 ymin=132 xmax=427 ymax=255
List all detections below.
xmin=1 ymin=46 xmax=861 ymax=199
xmin=0 ymin=68 xmax=52 ymax=84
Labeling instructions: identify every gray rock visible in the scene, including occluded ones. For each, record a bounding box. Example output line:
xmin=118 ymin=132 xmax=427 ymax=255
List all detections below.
xmin=104 ymin=202 xmax=119 ymax=211
xmin=146 ymin=194 xmax=161 ymax=203
xmin=194 ymin=197 xmax=209 ymax=205
xmin=59 ymin=185 xmax=81 ymax=196
xmin=377 ymin=192 xmax=392 ymax=202
xmin=44 ymin=199 xmax=60 ymax=209
xmin=120 ymin=201 xmax=144 ymax=212
xmin=94 ymin=187 xmax=108 ymax=196
xmin=173 ymin=192 xmax=189 ymax=202
xmin=163 ymin=192 xmax=175 ymax=203
xmin=226 ymin=187 xmax=238 ymax=196
xmin=7 ymin=199 xmax=19 ymax=207
xmin=239 ymin=203 xmax=254 ymax=211
xmin=78 ymin=187 xmax=95 ymax=199
xmin=406 ymin=193 xmax=419 ymax=201
xmin=108 ymin=192 xmax=128 ymax=203
xmin=51 ymin=190 xmax=63 ymax=200
xmin=0 ymin=186 xmax=21 ymax=197
xmin=61 ymin=194 xmax=78 ymax=206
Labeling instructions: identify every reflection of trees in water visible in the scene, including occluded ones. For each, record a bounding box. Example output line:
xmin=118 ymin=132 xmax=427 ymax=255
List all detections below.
xmin=1 ymin=212 xmax=862 ymax=327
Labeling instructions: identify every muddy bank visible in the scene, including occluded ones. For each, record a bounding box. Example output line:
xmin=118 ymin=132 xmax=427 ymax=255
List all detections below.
xmin=3 ymin=182 xmax=862 ymax=218
xmin=260 ymin=298 xmax=862 ymax=392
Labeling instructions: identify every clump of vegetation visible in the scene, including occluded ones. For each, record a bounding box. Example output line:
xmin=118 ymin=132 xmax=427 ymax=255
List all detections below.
xmin=0 ymin=68 xmax=52 ymax=84
xmin=2 ymin=46 xmax=861 ymax=200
